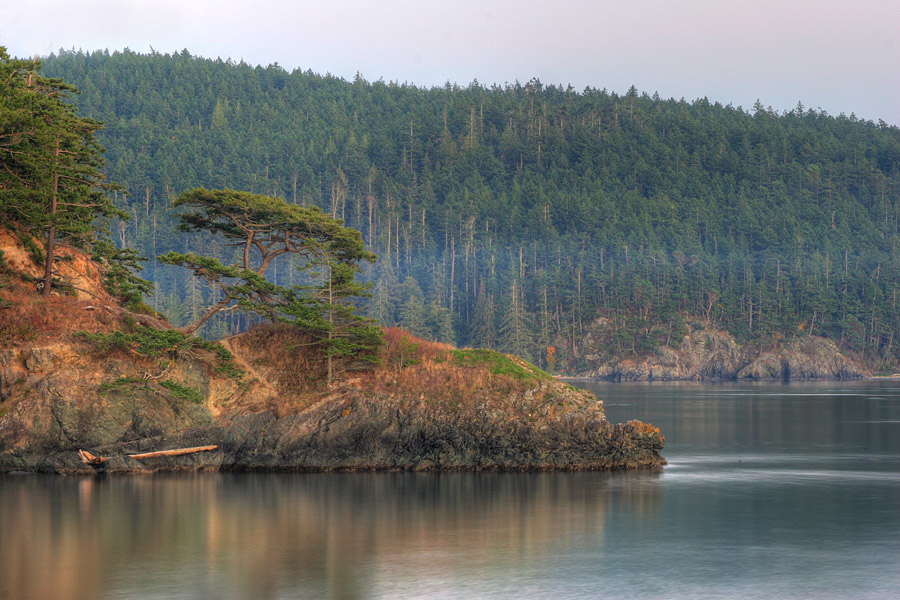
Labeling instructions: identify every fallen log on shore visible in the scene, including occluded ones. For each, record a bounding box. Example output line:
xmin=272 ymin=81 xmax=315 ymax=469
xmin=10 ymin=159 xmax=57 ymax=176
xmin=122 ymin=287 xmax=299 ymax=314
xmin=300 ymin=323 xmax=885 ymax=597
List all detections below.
xmin=128 ymin=446 xmax=219 ymax=460
xmin=78 ymin=445 xmax=218 ymax=465
xmin=78 ymin=449 xmax=109 ymax=466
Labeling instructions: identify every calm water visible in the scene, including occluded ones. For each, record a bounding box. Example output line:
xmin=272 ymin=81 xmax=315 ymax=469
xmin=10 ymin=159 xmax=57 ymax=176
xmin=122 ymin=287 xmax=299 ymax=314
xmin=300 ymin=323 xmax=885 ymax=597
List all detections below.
xmin=2 ymin=381 xmax=900 ymax=600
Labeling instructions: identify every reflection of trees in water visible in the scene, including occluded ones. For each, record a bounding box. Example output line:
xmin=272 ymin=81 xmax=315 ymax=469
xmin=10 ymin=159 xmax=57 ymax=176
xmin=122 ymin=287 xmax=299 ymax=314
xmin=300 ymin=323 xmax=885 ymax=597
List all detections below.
xmin=0 ymin=472 xmax=663 ymax=599
xmin=0 ymin=477 xmax=107 ymax=600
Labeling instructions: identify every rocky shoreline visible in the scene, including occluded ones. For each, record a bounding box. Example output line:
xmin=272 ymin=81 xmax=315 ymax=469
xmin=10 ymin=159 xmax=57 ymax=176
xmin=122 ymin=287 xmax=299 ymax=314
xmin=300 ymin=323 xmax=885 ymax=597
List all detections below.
xmin=0 ymin=230 xmax=666 ymax=476
xmin=19 ymin=410 xmax=665 ymax=476
xmin=0 ymin=330 xmax=666 ymax=476
xmin=576 ymin=327 xmax=868 ymax=382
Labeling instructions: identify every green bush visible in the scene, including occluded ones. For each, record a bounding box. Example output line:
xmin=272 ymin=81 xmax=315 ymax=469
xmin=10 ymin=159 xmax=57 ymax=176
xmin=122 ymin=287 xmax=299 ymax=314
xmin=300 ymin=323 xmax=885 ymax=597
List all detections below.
xmin=451 ymin=349 xmax=553 ymax=382
xmin=76 ymin=328 xmax=243 ymax=380
xmin=19 ymin=234 xmax=44 ymax=266
xmin=159 ymin=379 xmax=203 ymax=403
xmin=98 ymin=376 xmax=146 ymax=395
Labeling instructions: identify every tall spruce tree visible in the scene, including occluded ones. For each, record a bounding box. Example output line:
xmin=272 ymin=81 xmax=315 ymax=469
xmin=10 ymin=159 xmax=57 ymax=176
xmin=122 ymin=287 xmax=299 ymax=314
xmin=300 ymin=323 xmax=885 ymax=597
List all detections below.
xmin=0 ymin=47 xmax=121 ymax=295
xmin=398 ymin=276 xmax=426 ymax=334
xmin=282 ymin=259 xmax=381 ymax=387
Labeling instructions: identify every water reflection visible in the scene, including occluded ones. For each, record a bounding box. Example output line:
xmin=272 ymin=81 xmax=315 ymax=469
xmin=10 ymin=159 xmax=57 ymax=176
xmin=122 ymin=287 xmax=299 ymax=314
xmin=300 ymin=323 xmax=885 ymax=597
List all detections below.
xmin=0 ymin=471 xmax=663 ymax=600
xmin=4 ymin=380 xmax=900 ymax=599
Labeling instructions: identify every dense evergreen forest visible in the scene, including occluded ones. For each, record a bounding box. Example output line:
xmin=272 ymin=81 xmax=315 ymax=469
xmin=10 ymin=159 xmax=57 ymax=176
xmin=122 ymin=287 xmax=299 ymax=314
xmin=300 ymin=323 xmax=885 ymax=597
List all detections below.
xmin=39 ymin=49 xmax=900 ymax=372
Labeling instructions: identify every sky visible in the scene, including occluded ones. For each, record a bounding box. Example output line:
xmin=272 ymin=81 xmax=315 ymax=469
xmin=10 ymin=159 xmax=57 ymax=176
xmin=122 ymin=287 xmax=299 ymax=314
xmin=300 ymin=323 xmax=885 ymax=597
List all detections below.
xmin=2 ymin=0 xmax=899 ymax=126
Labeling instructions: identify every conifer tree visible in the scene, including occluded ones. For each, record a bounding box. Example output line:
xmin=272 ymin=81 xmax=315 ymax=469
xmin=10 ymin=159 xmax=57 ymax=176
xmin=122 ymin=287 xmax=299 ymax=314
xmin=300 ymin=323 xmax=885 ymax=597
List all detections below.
xmin=398 ymin=276 xmax=426 ymax=334
xmin=499 ymin=278 xmax=534 ymax=361
xmin=0 ymin=47 xmax=122 ymax=295
xmin=470 ymin=282 xmax=497 ymax=349
xmin=159 ymin=188 xmax=381 ymax=384
xmin=159 ymin=187 xmax=376 ymax=333
xmin=282 ymin=260 xmax=381 ymax=386
xmin=424 ymin=300 xmax=455 ymax=345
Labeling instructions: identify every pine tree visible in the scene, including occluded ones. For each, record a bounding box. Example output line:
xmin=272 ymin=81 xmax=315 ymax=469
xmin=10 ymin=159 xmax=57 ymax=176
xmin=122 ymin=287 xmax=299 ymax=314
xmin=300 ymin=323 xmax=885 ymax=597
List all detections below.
xmin=159 ymin=188 xmax=376 ymax=334
xmin=499 ymin=278 xmax=534 ymax=361
xmin=424 ymin=300 xmax=455 ymax=345
xmin=282 ymin=260 xmax=381 ymax=387
xmin=0 ymin=48 xmax=122 ymax=295
xmin=398 ymin=276 xmax=426 ymax=335
xmin=469 ymin=282 xmax=497 ymax=349
xmin=367 ymin=261 xmax=399 ymax=326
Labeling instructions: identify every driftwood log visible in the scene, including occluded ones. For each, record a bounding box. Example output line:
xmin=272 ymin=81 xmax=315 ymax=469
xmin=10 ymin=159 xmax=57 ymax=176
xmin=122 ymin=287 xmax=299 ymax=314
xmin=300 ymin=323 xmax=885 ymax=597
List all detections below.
xmin=127 ymin=446 xmax=218 ymax=459
xmin=78 ymin=445 xmax=218 ymax=465
xmin=78 ymin=449 xmax=110 ymax=466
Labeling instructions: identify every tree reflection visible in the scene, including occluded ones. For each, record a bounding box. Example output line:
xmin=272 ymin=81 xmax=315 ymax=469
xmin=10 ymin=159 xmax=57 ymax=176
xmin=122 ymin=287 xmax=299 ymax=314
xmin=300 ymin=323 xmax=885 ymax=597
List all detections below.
xmin=0 ymin=471 xmax=663 ymax=599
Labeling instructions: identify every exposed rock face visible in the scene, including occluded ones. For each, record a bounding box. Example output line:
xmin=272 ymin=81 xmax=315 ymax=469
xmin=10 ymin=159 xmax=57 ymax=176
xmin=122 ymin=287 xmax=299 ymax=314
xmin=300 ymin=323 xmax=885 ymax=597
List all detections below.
xmin=0 ymin=343 xmax=221 ymax=472
xmin=580 ymin=325 xmax=868 ymax=381
xmin=0 ymin=332 xmax=665 ymax=475
xmin=0 ymin=233 xmax=663 ymax=474
xmin=736 ymin=337 xmax=865 ymax=380
xmin=213 ymin=382 xmax=663 ymax=472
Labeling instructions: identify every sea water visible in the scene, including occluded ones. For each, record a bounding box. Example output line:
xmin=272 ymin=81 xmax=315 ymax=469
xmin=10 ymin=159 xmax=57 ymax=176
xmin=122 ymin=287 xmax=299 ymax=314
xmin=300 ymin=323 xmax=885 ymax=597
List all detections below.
xmin=2 ymin=380 xmax=899 ymax=599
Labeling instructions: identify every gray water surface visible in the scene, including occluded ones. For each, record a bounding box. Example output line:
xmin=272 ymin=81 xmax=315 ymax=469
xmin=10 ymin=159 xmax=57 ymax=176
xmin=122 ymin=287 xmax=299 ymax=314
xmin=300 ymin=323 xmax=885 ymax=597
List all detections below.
xmin=2 ymin=380 xmax=899 ymax=599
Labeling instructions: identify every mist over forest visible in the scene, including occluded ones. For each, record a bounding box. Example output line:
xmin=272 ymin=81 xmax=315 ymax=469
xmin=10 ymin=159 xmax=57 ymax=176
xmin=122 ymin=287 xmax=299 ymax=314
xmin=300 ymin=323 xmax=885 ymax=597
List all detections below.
xmin=40 ymin=49 xmax=900 ymax=372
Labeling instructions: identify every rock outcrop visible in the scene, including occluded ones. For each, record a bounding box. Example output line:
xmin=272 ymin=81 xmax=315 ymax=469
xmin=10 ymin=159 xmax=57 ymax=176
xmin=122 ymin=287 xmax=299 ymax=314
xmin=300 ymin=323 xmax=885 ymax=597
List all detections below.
xmin=580 ymin=324 xmax=868 ymax=381
xmin=0 ymin=228 xmax=665 ymax=475
xmin=0 ymin=322 xmax=665 ymax=474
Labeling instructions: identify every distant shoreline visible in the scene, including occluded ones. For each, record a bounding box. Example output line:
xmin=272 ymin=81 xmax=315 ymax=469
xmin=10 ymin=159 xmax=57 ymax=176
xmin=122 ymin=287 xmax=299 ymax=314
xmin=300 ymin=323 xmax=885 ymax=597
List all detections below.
xmin=560 ymin=376 xmax=899 ymax=384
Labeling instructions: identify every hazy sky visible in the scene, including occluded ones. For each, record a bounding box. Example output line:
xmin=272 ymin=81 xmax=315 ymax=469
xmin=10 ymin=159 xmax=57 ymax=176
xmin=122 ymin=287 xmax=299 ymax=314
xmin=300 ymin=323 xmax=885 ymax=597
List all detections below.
xmin=3 ymin=0 xmax=898 ymax=125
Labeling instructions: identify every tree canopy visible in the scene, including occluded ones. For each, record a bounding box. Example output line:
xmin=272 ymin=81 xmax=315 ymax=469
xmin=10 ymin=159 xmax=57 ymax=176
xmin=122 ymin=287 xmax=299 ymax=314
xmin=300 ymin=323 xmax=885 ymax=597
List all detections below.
xmin=38 ymin=49 xmax=900 ymax=370
xmin=0 ymin=47 xmax=122 ymax=295
xmin=159 ymin=188 xmax=380 ymax=381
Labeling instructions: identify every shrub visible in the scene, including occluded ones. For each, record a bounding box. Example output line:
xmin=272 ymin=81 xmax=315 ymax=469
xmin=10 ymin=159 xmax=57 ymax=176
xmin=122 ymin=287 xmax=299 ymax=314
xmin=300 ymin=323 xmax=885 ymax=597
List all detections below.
xmin=450 ymin=348 xmax=553 ymax=382
xmin=98 ymin=376 xmax=145 ymax=395
xmin=159 ymin=379 xmax=203 ymax=403
xmin=18 ymin=234 xmax=44 ymax=266
xmin=76 ymin=328 xmax=243 ymax=380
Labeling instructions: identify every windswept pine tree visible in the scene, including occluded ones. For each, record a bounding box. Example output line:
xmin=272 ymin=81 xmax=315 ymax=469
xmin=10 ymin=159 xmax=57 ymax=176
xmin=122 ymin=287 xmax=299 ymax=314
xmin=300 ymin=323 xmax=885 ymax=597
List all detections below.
xmin=159 ymin=188 xmax=380 ymax=385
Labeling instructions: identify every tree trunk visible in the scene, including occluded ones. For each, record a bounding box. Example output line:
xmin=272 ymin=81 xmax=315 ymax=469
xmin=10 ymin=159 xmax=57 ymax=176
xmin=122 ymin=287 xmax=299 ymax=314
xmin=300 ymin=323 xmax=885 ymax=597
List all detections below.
xmin=42 ymin=139 xmax=60 ymax=297
xmin=326 ymin=266 xmax=334 ymax=388
xmin=178 ymin=296 xmax=232 ymax=335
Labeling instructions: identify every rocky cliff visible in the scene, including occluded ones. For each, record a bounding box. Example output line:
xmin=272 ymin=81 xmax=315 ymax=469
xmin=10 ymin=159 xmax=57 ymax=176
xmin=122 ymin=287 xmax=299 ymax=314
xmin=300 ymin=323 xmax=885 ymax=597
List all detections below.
xmin=579 ymin=322 xmax=869 ymax=381
xmin=0 ymin=231 xmax=664 ymax=473
xmin=0 ymin=323 xmax=665 ymax=474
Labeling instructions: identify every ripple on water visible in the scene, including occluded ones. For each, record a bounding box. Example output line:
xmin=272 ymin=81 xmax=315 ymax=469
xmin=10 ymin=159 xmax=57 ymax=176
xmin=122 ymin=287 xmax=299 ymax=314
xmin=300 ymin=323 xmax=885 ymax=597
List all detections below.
xmin=664 ymin=466 xmax=900 ymax=486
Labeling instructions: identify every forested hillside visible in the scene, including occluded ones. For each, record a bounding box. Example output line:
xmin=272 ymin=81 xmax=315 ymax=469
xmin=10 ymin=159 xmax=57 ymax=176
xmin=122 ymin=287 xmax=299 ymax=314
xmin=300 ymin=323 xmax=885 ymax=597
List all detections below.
xmin=40 ymin=49 xmax=900 ymax=372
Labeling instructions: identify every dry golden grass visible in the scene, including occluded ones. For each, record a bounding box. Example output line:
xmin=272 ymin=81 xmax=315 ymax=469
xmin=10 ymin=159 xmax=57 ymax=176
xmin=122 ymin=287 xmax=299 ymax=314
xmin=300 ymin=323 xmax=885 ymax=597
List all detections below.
xmin=381 ymin=327 xmax=453 ymax=362
xmin=359 ymin=328 xmax=535 ymax=411
xmin=0 ymin=252 xmax=557 ymax=419
xmin=0 ymin=279 xmax=121 ymax=346
xmin=0 ymin=228 xmax=123 ymax=345
xmin=220 ymin=323 xmax=335 ymax=416
xmin=228 ymin=323 xmax=328 ymax=391
xmin=229 ymin=324 xmax=528 ymax=415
